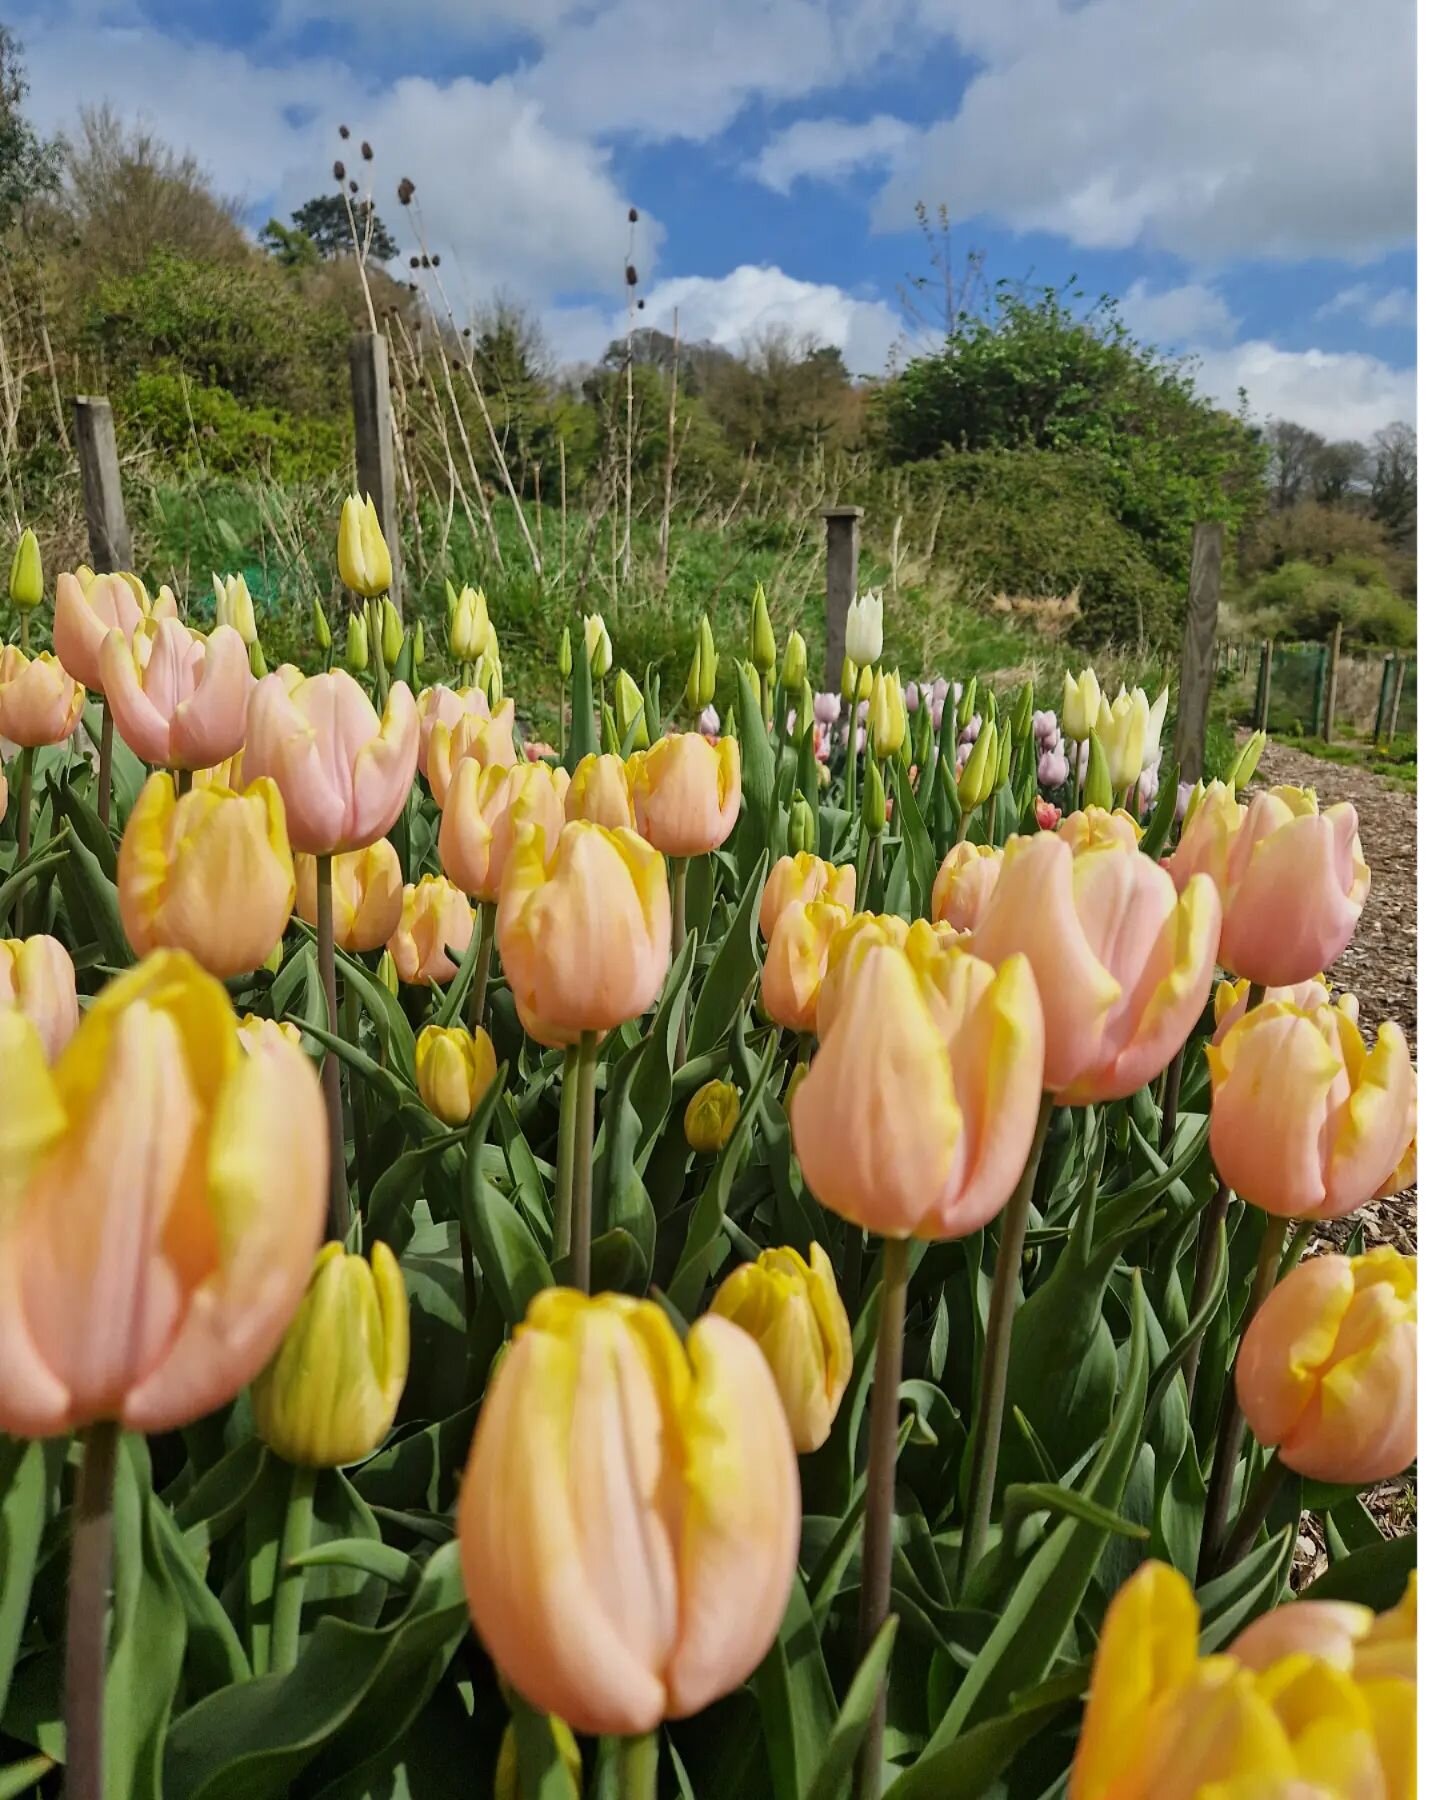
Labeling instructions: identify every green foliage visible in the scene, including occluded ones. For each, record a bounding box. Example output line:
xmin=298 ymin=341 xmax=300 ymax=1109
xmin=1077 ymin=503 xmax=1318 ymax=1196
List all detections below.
xmin=120 ymin=372 xmax=348 ymax=483
xmin=1235 ymin=558 xmax=1415 ymax=647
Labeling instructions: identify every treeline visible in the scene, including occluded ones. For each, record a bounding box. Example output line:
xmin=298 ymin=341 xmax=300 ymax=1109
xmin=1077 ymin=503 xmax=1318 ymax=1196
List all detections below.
xmin=0 ymin=28 xmax=1417 ymax=649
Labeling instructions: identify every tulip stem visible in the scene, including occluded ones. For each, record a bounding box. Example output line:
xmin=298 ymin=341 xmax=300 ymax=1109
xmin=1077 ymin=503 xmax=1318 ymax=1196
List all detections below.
xmin=557 ymin=677 xmax=567 ymax=763
xmin=315 ymin=854 xmax=350 ymax=1239
xmin=844 ymin=700 xmax=858 ymax=813
xmin=614 ymin=1732 xmax=658 ymax=1799
xmin=1221 ymin=1450 xmax=1291 ymax=1571
xmin=270 ymin=1463 xmax=317 ymax=1677
xmin=960 ymin=1094 xmax=1055 ymax=1596
xmin=670 ymin=858 xmax=690 ymax=1064
xmin=1182 ymin=1183 xmax=1231 ymax=1402
xmin=1160 ymin=1044 xmax=1184 ymax=1149
xmin=15 ymin=745 xmax=33 ymax=933
xmin=97 ymin=699 xmax=114 ymax=832
xmin=1197 ymin=1211 xmax=1288 ymax=1580
xmin=64 ymin=1419 xmax=119 ymax=1800
xmin=553 ymin=1045 xmax=581 ymax=1264
xmin=472 ymin=901 xmax=497 ymax=1033
xmin=19 ymin=610 xmax=29 ymax=653
xmin=174 ymin=766 xmax=193 ymax=797
xmin=571 ymin=1031 xmax=599 ymax=1293
xmin=855 ymin=1235 xmax=909 ymax=1800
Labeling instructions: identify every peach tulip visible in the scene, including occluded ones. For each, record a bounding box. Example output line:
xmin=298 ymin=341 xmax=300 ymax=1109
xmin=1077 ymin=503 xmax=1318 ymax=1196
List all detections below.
xmin=53 ymin=569 xmax=178 ymax=692
xmin=968 ymin=831 xmax=1221 ymax=1103
xmin=427 ymin=698 xmax=519 ymax=804
xmin=497 ymin=821 xmax=669 ymax=1048
xmin=243 ymin=666 xmax=419 ymax=855
xmin=565 ymin=752 xmax=635 ymax=830
xmin=238 ymin=1015 xmax=303 ymax=1056
xmin=1169 ymin=781 xmax=1369 ymax=985
xmin=0 ymin=951 xmax=326 ymax=1436
xmin=387 ymin=875 xmax=475 ymax=986
xmin=930 ymin=840 xmax=1002 ymax=934
xmin=118 ymin=772 xmax=295 ymax=978
xmin=1208 ymin=999 xmax=1413 ymax=1218
xmin=440 ymin=759 xmax=570 ymax=905
xmin=416 ymin=682 xmax=489 ymax=782
xmin=1236 ymin=1248 xmax=1416 ymax=1484
xmin=458 ymin=1289 xmax=799 ymax=1736
xmin=99 ymin=618 xmax=252 ymax=770
xmin=0 ymin=647 xmax=85 ymax=747
xmin=791 ymin=930 xmax=1044 ymax=1238
xmin=1057 ymin=805 xmax=1142 ymax=855
xmin=1228 ymin=1601 xmax=1375 ymax=1675
xmin=1212 ymin=975 xmax=1352 ymax=1043
xmin=0 ymin=935 xmax=79 ymax=1061
xmin=812 ymin=911 xmax=925 ymax=1040
xmin=760 ymin=898 xmax=852 ymax=1033
xmin=759 ymin=852 xmax=856 ymax=941
xmin=294 ymin=839 xmax=404 ymax=953
xmin=627 ymin=732 xmax=741 ymax=856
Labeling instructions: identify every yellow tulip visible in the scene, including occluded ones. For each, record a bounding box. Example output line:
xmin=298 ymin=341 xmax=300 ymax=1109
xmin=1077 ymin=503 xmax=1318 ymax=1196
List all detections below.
xmin=337 ymin=492 xmax=392 ymax=598
xmin=1094 ymin=685 xmax=1149 ymax=790
xmin=1061 ymin=666 xmax=1102 ymax=741
xmin=614 ymin=668 xmax=649 ymax=748
xmin=867 ymin=669 xmax=906 ymax=761
xmin=415 ymin=1023 xmax=498 ymax=1127
xmin=212 ymin=572 xmax=258 ymax=645
xmin=583 ymin=612 xmax=612 ymax=679
xmin=252 ymin=1241 xmax=409 ymax=1467
xmin=450 ymin=585 xmax=489 ymax=661
xmin=779 ymin=629 xmax=807 ymax=694
xmin=684 ymin=1079 xmax=741 ymax=1152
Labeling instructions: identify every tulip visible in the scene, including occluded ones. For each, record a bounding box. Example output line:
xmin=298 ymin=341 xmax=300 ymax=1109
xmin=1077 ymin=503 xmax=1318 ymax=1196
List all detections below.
xmin=813 ymin=691 xmax=841 ymax=726
xmin=1031 ymin=707 xmax=1058 ymax=743
xmin=1228 ymin=1600 xmax=1375 ymax=1675
xmin=1143 ymin=685 xmax=1169 ymax=766
xmin=1061 ymin=667 xmax=1101 ymax=742
xmin=243 ymin=666 xmax=418 ymax=856
xmin=311 ymin=596 xmax=332 ymax=651
xmin=1211 ymin=974 xmax=1348 ymax=1043
xmin=1207 ymin=999 xmax=1413 ymax=1218
xmin=416 ymin=683 xmax=489 ymax=783
xmin=337 ymin=493 xmax=392 ymax=598
xmin=388 ymin=875 xmax=475 ymax=986
xmin=628 ymin=733 xmax=741 ymax=857
xmin=684 ymin=1078 xmax=741 ymax=1152
xmin=583 ymin=612 xmax=612 ymax=679
xmin=780 ymin=629 xmax=807 ymax=695
xmin=685 ymin=615 xmax=717 ymax=714
xmin=252 ymin=1242 xmax=409 ymax=1467
xmin=53 ymin=569 xmax=178 ymax=692
xmin=0 ymin=934 xmax=79 ymax=1061
xmin=699 ymin=703 xmax=722 ymax=737
xmin=930 ymin=840 xmax=1002 ymax=934
xmin=415 ymin=1022 xmax=498 ymax=1126
xmin=749 ymin=581 xmax=776 ymax=672
xmin=427 ymin=698 xmax=519 ymax=804
xmin=99 ymin=618 xmax=252 ymax=770
xmin=212 ymin=572 xmax=258 ymax=645
xmin=238 ymin=1015 xmax=302 ymax=1055
xmin=379 ymin=597 xmax=403 ymax=669
xmin=0 ymin=646 xmax=85 ymax=746
xmin=8 ymin=527 xmax=42 ymax=611
xmin=761 ymin=898 xmax=854 ymax=1034
xmin=294 ymin=839 xmax=404 ymax=952
xmin=1236 ymin=1247 xmax=1416 ymax=1485
xmin=0 ymin=951 xmax=326 ymax=1435
xmin=1094 ymin=685 xmax=1149 ymax=790
xmin=1033 ymin=797 xmax=1060 ymax=830
xmin=810 ymin=911 xmax=915 ymax=1038
xmin=1036 ymin=746 xmax=1067 ymax=788
xmin=792 ymin=930 xmax=1044 ymax=1237
xmin=969 ymin=831 xmax=1221 ymax=1103
xmin=498 ymin=821 xmax=669 ymax=1048
xmin=458 ymin=1289 xmax=799 ymax=1736
xmin=759 ymin=852 xmax=856 ymax=941
xmin=441 ymin=759 xmax=570 ymax=904
xmin=845 ymin=588 xmax=883 ymax=667
xmin=788 ymin=794 xmax=817 ymax=855
xmin=566 ymin=752 xmax=634 ymax=830
xmin=614 ymin=668 xmax=649 ymax=748
xmin=478 ymin=650 xmax=504 ymax=707
xmin=449 ymin=584 xmax=489 ymax=661
xmin=345 ymin=610 xmax=370 ymax=673
xmin=956 ymin=718 xmax=1000 ymax=812
xmin=557 ymin=625 xmax=572 ymax=679
xmin=1168 ymin=781 xmax=1369 ymax=985
xmin=119 ymin=773 xmax=295 ymax=978
xmin=867 ymin=669 xmax=906 ymax=761
xmin=1227 ymin=728 xmax=1267 ymax=790
xmin=1056 ymin=804 xmax=1141 ymax=855
xmin=710 ymin=1242 xmax=853 ymax=1452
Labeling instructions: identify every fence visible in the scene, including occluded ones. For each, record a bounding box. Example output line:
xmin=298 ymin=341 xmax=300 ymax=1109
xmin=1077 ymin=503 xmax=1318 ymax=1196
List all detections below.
xmin=1223 ymin=638 xmax=1416 ymax=742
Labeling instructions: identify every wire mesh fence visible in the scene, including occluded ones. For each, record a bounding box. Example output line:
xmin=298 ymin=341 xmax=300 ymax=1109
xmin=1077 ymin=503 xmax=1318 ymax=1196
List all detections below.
xmin=1220 ymin=640 xmax=1415 ymax=741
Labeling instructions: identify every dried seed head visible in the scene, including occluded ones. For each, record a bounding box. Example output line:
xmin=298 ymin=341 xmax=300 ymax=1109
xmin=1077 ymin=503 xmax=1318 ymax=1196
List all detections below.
xmin=349 ymin=179 xmax=358 ymax=194
xmin=339 ymin=123 xmax=351 ymax=139
xmin=431 ymin=252 xmax=441 ymax=266
xmin=361 ymin=140 xmax=374 ymax=160
xmin=462 ymin=326 xmax=471 ymax=337
xmin=637 ymin=297 xmax=645 ymax=310
xmin=625 ymin=263 xmax=638 ymax=286
xmin=333 ymin=160 xmax=346 ymax=181
xmin=628 ymin=205 xmax=638 ymax=223
xmin=409 ymin=254 xmax=420 ymax=268
xmin=398 ymin=177 xmax=415 ymax=205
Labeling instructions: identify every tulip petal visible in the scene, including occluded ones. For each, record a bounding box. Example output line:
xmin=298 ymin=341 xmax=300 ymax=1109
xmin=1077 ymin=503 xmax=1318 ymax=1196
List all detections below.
xmin=171 ymin=625 xmax=252 ymax=769
xmin=1222 ymin=808 xmax=1367 ymax=986
xmin=1319 ymin=1023 xmax=1414 ymax=1217
xmin=1208 ymin=1008 xmax=1340 ymax=1216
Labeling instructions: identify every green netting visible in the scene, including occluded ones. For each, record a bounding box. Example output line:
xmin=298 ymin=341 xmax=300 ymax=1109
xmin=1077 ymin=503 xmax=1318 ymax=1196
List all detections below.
xmin=1247 ymin=643 xmax=1415 ymax=739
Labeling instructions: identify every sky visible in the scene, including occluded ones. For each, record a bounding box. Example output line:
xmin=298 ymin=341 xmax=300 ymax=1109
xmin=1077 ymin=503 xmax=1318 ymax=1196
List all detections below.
xmin=13 ymin=0 xmax=1417 ymax=441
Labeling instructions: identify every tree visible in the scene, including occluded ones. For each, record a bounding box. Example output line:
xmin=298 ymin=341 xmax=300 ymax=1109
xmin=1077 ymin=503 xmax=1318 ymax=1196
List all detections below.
xmin=1262 ymin=419 xmax=1326 ymax=509
xmin=1307 ymin=438 xmax=1369 ymax=506
xmin=0 ymin=26 xmax=60 ymax=232
xmin=1369 ymin=421 xmax=1417 ymax=540
xmin=258 ymin=217 xmax=320 ymax=270
xmin=286 ymin=194 xmax=397 ymax=263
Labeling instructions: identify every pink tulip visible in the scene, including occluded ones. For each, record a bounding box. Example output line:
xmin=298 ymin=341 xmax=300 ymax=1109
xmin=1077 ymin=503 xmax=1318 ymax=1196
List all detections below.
xmin=416 ymin=682 xmax=489 ymax=784
xmin=53 ymin=570 xmax=177 ymax=692
xmin=0 ymin=935 xmax=79 ymax=1061
xmin=0 ymin=647 xmax=85 ymax=747
xmin=243 ymin=666 xmax=418 ymax=855
xmin=388 ymin=876 xmax=475 ymax=986
xmin=628 ymin=733 xmax=741 ymax=857
xmin=440 ymin=759 xmax=570 ymax=904
xmin=427 ymin=698 xmax=519 ymax=804
xmin=1036 ymin=747 xmax=1068 ymax=788
xmin=100 ymin=619 xmax=252 ymax=770
xmin=930 ymin=841 xmax=1002 ymax=934
xmin=813 ymin=692 xmax=841 ymax=726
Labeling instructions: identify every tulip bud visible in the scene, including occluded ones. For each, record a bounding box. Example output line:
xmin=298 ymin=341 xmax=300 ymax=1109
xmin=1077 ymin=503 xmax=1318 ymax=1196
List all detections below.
xmin=1083 ymin=728 xmax=1113 ymax=809
xmin=212 ymin=572 xmax=258 ymax=645
xmin=862 ymin=755 xmax=887 ymax=835
xmin=8 ymin=527 xmax=43 ymax=611
xmin=840 ymin=656 xmax=859 ymax=703
xmin=739 ymin=660 xmax=761 ymax=705
xmin=494 ymin=1717 xmax=581 ymax=1800
xmin=445 ymin=577 xmax=460 ymax=620
xmin=868 ymin=670 xmax=906 ymax=761
xmin=995 ymin=718 xmax=1012 ymax=785
xmin=557 ymin=624 xmax=572 ymax=679
xmin=413 ymin=618 xmax=425 ymax=670
xmin=311 ymin=596 xmax=332 ymax=651
xmin=377 ymin=949 xmax=399 ymax=995
xmin=338 ymin=492 xmax=393 ymax=598
xmin=844 ymin=588 xmax=883 ymax=667
xmin=856 ymin=663 xmax=874 ymax=703
xmin=957 ymin=718 xmax=998 ymax=811
xmin=450 ymin=585 xmax=489 ymax=662
xmin=248 ymin=639 xmax=268 ymax=679
xmin=583 ymin=612 xmax=612 ymax=679
xmin=779 ymin=629 xmax=807 ymax=695
xmin=415 ymin=1023 xmax=498 ymax=1127
xmin=479 ymin=651 xmax=504 ymax=707
xmin=684 ymin=1078 xmax=742 ymax=1152
xmin=787 ymin=794 xmax=817 ymax=855
xmin=1008 ymin=680 xmax=1033 ymax=742
xmin=749 ymin=582 xmax=776 ymax=673
xmin=614 ymin=669 xmax=649 ymax=748
xmin=345 ymin=610 xmax=370 ymax=672
xmin=380 ymin=597 xmax=403 ymax=670
xmin=1061 ymin=667 xmax=1101 ymax=742
xmin=684 ymin=642 xmax=706 ymax=716
xmin=1226 ymin=729 xmax=1267 ymax=789
xmin=252 ymin=1242 xmax=410 ymax=1467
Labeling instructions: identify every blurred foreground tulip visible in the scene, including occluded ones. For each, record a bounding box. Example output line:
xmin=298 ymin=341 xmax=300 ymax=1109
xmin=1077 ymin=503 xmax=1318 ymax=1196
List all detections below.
xmin=759 ymin=851 xmax=856 ymax=941
xmin=0 ymin=646 xmax=85 ymax=746
xmin=566 ymin=752 xmax=634 ymax=829
xmin=498 ymin=821 xmax=669 ymax=1048
xmin=337 ymin=492 xmax=392 ymax=598
xmin=969 ymin=832 xmax=1220 ymax=1103
xmin=1236 ymin=1247 xmax=1416 ymax=1484
xmin=238 ymin=1015 xmax=302 ymax=1055
xmin=388 ymin=875 xmax=475 ymax=986
xmin=930 ymin=840 xmax=1002 ymax=933
xmin=459 ymin=1289 xmax=799 ymax=1736
xmin=761 ymin=897 xmax=853 ymax=1034
xmin=0 ymin=934 xmax=79 ymax=1061
xmin=0 ymin=951 xmax=326 ymax=1435
xmin=792 ymin=929 xmax=1044 ymax=1238
xmin=119 ymin=773 xmax=295 ymax=978
xmin=53 ymin=570 xmax=178 ymax=692
xmin=428 ymin=698 xmax=518 ymax=803
xmin=415 ymin=1023 xmax=498 ymax=1126
xmin=100 ymin=619 xmax=251 ymax=769
xmin=1208 ymin=999 xmax=1413 ymax=1218
xmin=710 ymin=1243 xmax=852 ymax=1452
xmin=1228 ymin=1578 xmax=1417 ymax=1681
xmin=441 ymin=759 xmax=570 ymax=904
xmin=252 ymin=1241 xmax=409 ymax=1466
xmin=244 ymin=666 xmax=418 ymax=855
xmin=294 ymin=839 xmax=404 ymax=953
xmin=1169 ymin=781 xmax=1370 ymax=985
xmin=628 ymin=732 xmax=741 ymax=857
xmin=684 ymin=1078 xmax=741 ymax=1152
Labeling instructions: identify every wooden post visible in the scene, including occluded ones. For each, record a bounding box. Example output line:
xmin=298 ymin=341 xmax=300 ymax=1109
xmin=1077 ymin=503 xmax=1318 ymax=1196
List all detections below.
xmin=1386 ymin=656 xmax=1407 ymax=742
xmin=349 ymin=333 xmax=403 ymax=610
xmin=72 ymin=397 xmax=132 ymax=572
xmin=1174 ymin=521 xmax=1223 ymax=785
xmin=1254 ymin=638 xmax=1273 ymax=731
xmin=1321 ymin=621 xmax=1342 ymax=742
xmin=822 ymin=506 xmax=863 ymax=691
xmin=1373 ymin=655 xmax=1394 ymax=743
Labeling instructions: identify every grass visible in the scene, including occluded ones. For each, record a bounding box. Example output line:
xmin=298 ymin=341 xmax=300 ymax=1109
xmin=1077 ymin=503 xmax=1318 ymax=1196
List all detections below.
xmin=1268 ymin=729 xmax=1417 ymax=791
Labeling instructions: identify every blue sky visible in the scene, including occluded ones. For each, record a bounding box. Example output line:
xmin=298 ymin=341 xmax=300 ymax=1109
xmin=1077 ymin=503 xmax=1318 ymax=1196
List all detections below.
xmin=16 ymin=0 xmax=1416 ymax=439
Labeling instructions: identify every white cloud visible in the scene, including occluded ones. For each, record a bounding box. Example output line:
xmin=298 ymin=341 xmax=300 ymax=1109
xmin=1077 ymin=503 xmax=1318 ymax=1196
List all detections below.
xmin=1193 ymin=341 xmax=1415 ymax=439
xmin=877 ymin=0 xmax=1415 ymax=262
xmin=1120 ymin=280 xmax=1236 ymax=347
xmin=750 ymin=115 xmax=916 ymax=194
xmin=1316 ymin=283 xmax=1418 ymax=330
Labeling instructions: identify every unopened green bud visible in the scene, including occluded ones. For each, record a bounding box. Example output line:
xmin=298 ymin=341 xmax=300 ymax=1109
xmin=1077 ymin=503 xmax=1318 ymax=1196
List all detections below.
xmin=787 ymin=794 xmax=817 ymax=855
xmin=311 ymin=595 xmax=332 ymax=650
xmin=1226 ymin=730 xmax=1266 ymax=789
xmin=862 ymin=756 xmax=887 ymax=835
xmin=958 ymin=719 xmax=998 ymax=812
xmin=779 ymin=629 xmax=807 ymax=694
xmin=749 ymin=582 xmax=776 ymax=673
xmin=1083 ymin=728 xmax=1114 ymax=809
xmin=739 ymin=660 xmax=761 ymax=705
xmin=380 ymin=597 xmax=403 ymax=670
xmin=346 ymin=610 xmax=369 ymax=673
xmin=8 ymin=527 xmax=42 ymax=610
xmin=558 ymin=624 xmax=573 ymax=679
xmin=615 ymin=669 xmax=649 ymax=748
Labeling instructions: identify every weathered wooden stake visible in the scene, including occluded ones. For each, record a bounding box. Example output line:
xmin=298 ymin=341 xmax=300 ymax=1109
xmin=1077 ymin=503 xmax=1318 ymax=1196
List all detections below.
xmin=1386 ymin=656 xmax=1407 ymax=742
xmin=73 ymin=398 xmax=132 ymax=572
xmin=1322 ymin=620 xmax=1342 ymax=742
xmin=1373 ymin=655 xmax=1395 ymax=743
xmin=1254 ymin=637 xmax=1273 ymax=732
xmin=1174 ymin=521 xmax=1223 ymax=785
xmin=349 ymin=333 xmax=403 ymax=611
xmin=822 ymin=505 xmax=863 ymax=691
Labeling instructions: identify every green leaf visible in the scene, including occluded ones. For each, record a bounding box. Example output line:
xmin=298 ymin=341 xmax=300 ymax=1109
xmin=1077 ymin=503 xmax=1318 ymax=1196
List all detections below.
xmin=755 ymin=1577 xmax=838 ymax=1800
xmin=890 ymin=758 xmax=936 ymax=917
xmin=335 ymin=950 xmax=417 ymax=1071
xmin=60 ymin=821 xmax=132 ymax=967
xmin=688 ymin=855 xmax=766 ymax=1057
xmin=287 ymin=1015 xmax=410 ymax=1107
xmin=0 ymin=840 xmax=70 ymax=932
xmin=147 ymin=1490 xmax=250 ymax=1696
xmin=175 ymin=1439 xmax=269 ymax=1554
xmin=1197 ymin=1528 xmax=1297 ymax=1651
xmin=352 ymin=1404 xmax=480 ymax=1514
xmin=106 ymin=1437 xmax=188 ymax=1800
xmin=0 ymin=1440 xmax=46 ymax=1720
xmin=1139 ymin=761 xmax=1181 ymax=856
xmin=1302 ymin=1533 xmax=1416 ymax=1609
xmin=48 ymin=771 xmax=117 ymax=880
xmin=884 ymin=1685 xmax=1081 ymax=1800
xmin=432 ymin=909 xmax=484 ymax=1029
xmin=1000 ymin=1483 xmax=1149 ymax=1559
xmin=286 ymin=1540 xmax=419 ymax=1592
xmin=801 ymin=1615 xmax=898 ymax=1800
xmin=463 ymin=1068 xmax=552 ymax=1325
xmin=510 ymin=1696 xmax=579 ymax=1799
xmin=565 ymin=629 xmax=597 ymax=772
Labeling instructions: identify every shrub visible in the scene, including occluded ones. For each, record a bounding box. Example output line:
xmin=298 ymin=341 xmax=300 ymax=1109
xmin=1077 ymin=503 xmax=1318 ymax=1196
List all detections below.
xmin=118 ymin=371 xmax=348 ymax=484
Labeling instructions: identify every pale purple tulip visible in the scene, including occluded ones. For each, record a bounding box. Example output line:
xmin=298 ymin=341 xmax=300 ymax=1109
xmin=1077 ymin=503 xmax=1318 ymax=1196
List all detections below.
xmin=699 ymin=704 xmax=721 ymax=735
xmin=1137 ymin=763 xmax=1160 ymax=816
xmin=813 ymin=692 xmax=841 ymax=725
xmin=959 ymin=713 xmax=981 ymax=745
xmin=1037 ymin=747 xmax=1068 ymax=788
xmin=905 ymin=681 xmax=920 ymax=713
xmin=1032 ymin=708 xmax=1058 ymax=742
xmin=957 ymin=740 xmax=973 ymax=769
xmin=1176 ymin=779 xmax=1195 ymax=821
xmin=1077 ymin=738 xmax=1090 ymax=784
